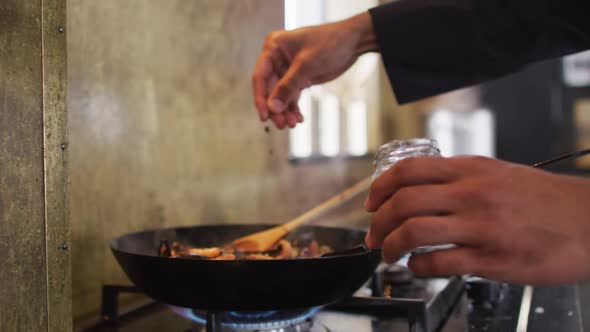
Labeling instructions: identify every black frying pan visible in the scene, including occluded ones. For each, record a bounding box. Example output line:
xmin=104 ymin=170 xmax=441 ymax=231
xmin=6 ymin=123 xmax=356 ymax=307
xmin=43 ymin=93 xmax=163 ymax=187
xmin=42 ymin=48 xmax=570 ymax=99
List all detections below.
xmin=111 ymin=224 xmax=381 ymax=311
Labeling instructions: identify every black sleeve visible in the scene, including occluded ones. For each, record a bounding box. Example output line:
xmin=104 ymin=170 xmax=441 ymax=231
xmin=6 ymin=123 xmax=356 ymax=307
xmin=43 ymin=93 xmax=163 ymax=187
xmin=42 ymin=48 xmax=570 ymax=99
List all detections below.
xmin=369 ymin=0 xmax=590 ymax=104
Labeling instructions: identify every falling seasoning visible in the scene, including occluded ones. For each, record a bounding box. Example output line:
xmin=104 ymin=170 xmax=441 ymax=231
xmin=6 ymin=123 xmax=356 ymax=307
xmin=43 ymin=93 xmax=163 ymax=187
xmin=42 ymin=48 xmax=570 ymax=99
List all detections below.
xmin=264 ymin=125 xmax=273 ymax=156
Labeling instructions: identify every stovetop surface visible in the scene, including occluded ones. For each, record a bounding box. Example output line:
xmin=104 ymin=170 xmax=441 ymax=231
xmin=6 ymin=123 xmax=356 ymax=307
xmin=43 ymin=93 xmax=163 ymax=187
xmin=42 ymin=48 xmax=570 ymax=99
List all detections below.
xmin=81 ymin=283 xmax=582 ymax=332
xmin=80 ymin=263 xmax=583 ymax=332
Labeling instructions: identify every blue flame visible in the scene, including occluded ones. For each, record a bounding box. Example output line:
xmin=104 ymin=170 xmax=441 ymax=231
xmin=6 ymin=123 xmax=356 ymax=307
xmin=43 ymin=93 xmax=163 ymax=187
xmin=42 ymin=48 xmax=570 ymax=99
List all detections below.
xmin=228 ymin=310 xmax=279 ymax=319
xmin=169 ymin=306 xmax=322 ymax=330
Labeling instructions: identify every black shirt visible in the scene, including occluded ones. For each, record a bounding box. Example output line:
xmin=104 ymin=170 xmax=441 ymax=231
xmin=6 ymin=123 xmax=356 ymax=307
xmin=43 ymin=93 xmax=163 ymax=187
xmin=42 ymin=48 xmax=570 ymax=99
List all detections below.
xmin=369 ymin=0 xmax=590 ymax=103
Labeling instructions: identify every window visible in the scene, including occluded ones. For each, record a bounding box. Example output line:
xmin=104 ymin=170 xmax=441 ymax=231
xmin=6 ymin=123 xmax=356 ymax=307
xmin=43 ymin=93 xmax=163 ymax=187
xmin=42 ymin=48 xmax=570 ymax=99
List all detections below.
xmin=426 ymin=108 xmax=496 ymax=158
xmin=285 ymin=0 xmax=378 ymax=160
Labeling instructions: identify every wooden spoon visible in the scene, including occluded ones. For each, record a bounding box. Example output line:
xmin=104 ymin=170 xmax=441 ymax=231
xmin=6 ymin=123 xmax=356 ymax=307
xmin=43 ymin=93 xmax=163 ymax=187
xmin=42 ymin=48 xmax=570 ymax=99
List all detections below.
xmin=232 ymin=177 xmax=372 ymax=252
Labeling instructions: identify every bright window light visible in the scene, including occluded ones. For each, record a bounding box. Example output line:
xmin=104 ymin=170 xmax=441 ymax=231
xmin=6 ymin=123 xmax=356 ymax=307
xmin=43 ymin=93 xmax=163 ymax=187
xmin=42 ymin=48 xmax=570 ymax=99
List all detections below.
xmin=284 ymin=0 xmax=323 ymax=30
xmin=289 ymin=90 xmax=313 ymax=158
xmin=427 ymin=108 xmax=495 ymax=157
xmin=285 ymin=0 xmax=376 ymax=160
xmin=427 ymin=109 xmax=455 ymax=157
xmin=284 ymin=0 xmax=297 ymax=30
xmin=319 ymin=95 xmax=340 ymax=157
xmin=470 ymin=109 xmax=495 ymax=157
xmin=347 ymin=100 xmax=368 ymax=156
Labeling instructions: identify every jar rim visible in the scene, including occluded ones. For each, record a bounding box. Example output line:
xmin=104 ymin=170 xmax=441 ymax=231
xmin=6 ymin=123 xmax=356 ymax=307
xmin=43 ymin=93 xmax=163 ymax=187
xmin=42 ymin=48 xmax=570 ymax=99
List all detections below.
xmin=376 ymin=138 xmax=439 ymax=154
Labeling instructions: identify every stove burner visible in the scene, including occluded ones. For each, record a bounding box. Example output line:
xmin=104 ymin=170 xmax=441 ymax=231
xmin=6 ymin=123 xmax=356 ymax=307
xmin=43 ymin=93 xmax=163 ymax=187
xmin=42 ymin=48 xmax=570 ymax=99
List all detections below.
xmin=169 ymin=306 xmax=322 ymax=331
xmin=227 ymin=311 xmax=279 ymax=320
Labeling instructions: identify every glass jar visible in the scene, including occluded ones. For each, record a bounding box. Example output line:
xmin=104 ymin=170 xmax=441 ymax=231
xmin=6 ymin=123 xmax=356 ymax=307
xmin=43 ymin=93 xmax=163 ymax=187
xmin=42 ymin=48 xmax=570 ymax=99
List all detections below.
xmin=372 ymin=138 xmax=441 ymax=181
xmin=371 ymin=138 xmax=451 ymax=256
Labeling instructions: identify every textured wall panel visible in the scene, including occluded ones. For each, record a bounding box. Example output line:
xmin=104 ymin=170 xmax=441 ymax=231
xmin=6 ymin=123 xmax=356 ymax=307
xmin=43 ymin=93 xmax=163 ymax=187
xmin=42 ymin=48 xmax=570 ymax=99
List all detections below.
xmin=0 ymin=0 xmax=69 ymax=330
xmin=43 ymin=0 xmax=72 ymax=330
xmin=0 ymin=2 xmax=47 ymax=329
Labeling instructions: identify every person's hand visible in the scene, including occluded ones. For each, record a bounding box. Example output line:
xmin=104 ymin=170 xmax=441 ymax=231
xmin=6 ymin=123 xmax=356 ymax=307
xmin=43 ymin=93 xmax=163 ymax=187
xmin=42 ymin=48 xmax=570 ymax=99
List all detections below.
xmin=252 ymin=12 xmax=377 ymax=129
xmin=364 ymin=156 xmax=590 ymax=285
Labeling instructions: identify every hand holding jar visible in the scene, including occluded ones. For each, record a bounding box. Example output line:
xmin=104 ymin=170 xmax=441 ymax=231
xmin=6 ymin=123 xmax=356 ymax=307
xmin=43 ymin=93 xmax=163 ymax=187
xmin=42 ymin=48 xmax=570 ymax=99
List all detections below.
xmin=365 ymin=139 xmax=590 ymax=285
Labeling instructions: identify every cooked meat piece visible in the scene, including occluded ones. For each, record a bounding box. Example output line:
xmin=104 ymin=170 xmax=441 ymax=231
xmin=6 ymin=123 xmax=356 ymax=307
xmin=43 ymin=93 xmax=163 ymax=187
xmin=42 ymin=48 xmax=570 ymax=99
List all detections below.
xmin=319 ymin=245 xmax=333 ymax=256
xmin=309 ymin=240 xmax=320 ymax=256
xmin=169 ymin=241 xmax=185 ymax=258
xmin=160 ymin=237 xmax=334 ymax=260
xmin=158 ymin=240 xmax=172 ymax=257
xmin=278 ymin=239 xmax=294 ymax=259
xmin=222 ymin=246 xmax=235 ymax=254
xmin=187 ymin=247 xmax=222 ymax=258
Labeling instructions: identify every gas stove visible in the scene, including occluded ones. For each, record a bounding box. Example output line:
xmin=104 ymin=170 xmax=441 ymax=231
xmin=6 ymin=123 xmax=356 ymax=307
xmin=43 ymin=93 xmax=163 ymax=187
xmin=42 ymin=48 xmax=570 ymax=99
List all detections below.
xmin=80 ymin=262 xmax=583 ymax=332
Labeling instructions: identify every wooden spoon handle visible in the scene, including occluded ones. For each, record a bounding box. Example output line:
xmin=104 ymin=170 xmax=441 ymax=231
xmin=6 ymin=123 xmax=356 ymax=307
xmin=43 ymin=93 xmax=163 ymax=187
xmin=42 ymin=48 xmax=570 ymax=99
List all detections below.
xmin=232 ymin=176 xmax=372 ymax=252
xmin=282 ymin=176 xmax=372 ymax=232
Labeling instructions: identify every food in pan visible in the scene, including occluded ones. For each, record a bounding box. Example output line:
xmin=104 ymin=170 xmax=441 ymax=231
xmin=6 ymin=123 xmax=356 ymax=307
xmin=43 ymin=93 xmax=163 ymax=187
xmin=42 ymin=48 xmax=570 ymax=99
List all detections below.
xmin=159 ymin=238 xmax=333 ymax=260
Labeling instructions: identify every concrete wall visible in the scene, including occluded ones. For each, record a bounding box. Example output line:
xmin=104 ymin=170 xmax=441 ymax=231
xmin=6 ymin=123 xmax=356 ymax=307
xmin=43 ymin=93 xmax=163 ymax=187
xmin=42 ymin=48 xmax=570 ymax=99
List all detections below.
xmin=0 ymin=0 xmax=70 ymax=331
xmin=67 ymin=0 xmax=372 ymax=320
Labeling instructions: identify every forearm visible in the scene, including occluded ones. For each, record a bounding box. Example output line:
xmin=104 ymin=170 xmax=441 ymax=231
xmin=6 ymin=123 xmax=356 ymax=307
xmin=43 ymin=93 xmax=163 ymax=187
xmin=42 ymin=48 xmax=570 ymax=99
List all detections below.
xmin=370 ymin=0 xmax=590 ymax=103
xmin=344 ymin=12 xmax=379 ymax=55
